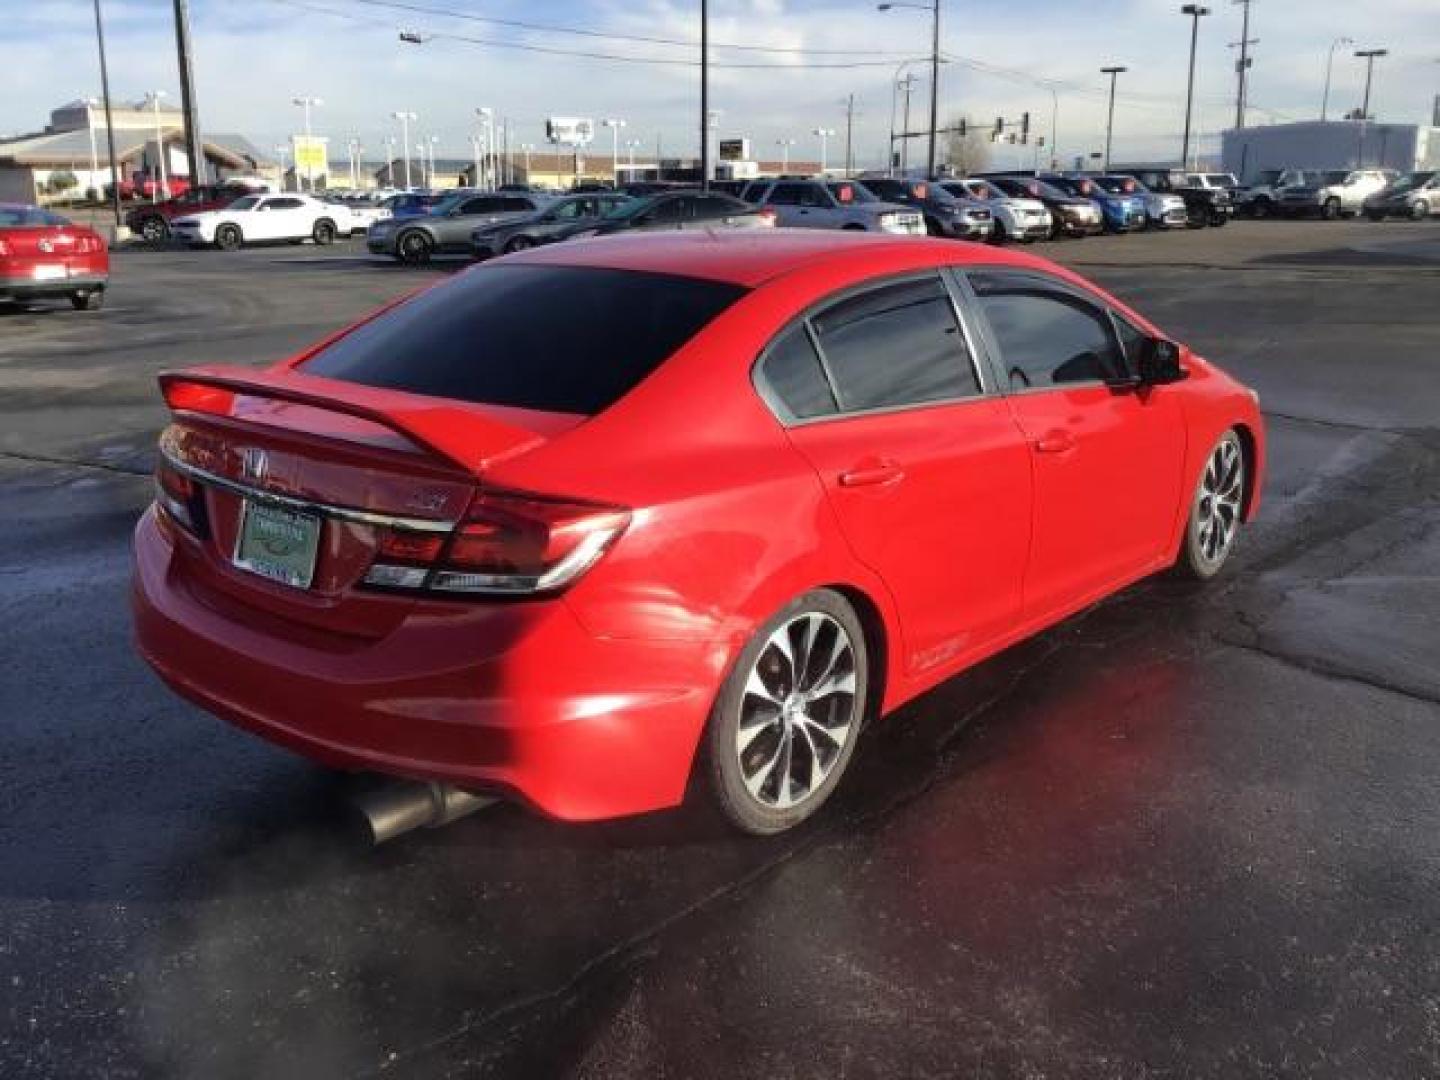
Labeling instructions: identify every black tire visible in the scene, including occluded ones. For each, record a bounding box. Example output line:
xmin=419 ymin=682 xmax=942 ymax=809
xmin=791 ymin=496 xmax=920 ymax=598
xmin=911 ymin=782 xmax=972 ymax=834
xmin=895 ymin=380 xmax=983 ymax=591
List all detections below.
xmin=138 ymin=216 xmax=168 ymax=243
xmin=1209 ymin=210 xmax=1228 ymax=228
xmin=503 ymin=234 xmax=535 ymax=254
xmin=989 ymin=219 xmax=1008 ymax=245
xmin=1185 ymin=208 xmax=1206 ymax=230
xmin=1174 ymin=430 xmax=1245 ymax=581
xmin=69 ymin=287 xmax=104 ymax=311
xmin=397 ymin=229 xmax=433 ymax=264
xmin=702 ymin=589 xmax=869 ymax=835
xmin=214 ymin=224 xmax=242 ymax=251
xmin=1411 ymin=201 xmax=1430 ymax=221
xmin=1366 ymin=210 xmax=1387 ymax=223
xmin=312 ymin=218 xmax=336 ymax=245
xmin=1321 ymin=197 xmax=1342 ymax=221
xmin=1251 ymin=198 xmax=1272 ymax=219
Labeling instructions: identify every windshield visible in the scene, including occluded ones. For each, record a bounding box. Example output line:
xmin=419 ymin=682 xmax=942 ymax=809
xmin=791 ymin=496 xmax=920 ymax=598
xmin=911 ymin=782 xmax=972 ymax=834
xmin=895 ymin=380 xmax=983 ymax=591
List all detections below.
xmin=603 ymin=195 xmax=655 ymax=220
xmin=429 ymin=193 xmax=467 ymax=215
xmin=227 ymin=196 xmax=260 ymax=211
xmin=1387 ymin=171 xmax=1436 ymax=194
xmin=953 ymin=179 xmax=1002 ymax=200
xmin=1320 ymin=171 xmax=1350 ymax=185
xmin=1206 ymin=174 xmax=1237 ymax=188
xmin=1094 ymin=176 xmax=1142 ymax=195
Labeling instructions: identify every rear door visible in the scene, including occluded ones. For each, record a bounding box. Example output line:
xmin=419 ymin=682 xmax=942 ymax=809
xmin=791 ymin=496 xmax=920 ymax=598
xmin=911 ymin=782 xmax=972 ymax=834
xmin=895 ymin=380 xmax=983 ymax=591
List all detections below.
xmin=963 ymin=269 xmax=1187 ymax=620
xmin=252 ymin=196 xmax=306 ymax=239
xmin=768 ymin=272 xmax=1033 ymax=677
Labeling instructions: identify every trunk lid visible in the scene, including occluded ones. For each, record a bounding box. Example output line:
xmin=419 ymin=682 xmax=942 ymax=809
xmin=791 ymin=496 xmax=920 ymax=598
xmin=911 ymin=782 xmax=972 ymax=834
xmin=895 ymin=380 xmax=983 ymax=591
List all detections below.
xmin=156 ymin=365 xmax=585 ymax=638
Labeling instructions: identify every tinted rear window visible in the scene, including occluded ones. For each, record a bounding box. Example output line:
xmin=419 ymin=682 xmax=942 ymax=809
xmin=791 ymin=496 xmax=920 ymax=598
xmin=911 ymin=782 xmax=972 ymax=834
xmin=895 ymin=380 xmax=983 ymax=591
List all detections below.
xmin=301 ymin=265 xmax=746 ymax=416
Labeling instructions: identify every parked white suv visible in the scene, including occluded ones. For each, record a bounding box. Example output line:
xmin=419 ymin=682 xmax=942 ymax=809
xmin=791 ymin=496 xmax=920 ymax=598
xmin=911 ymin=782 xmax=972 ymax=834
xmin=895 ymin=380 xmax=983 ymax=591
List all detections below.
xmin=943 ymin=179 xmax=1052 ymax=243
xmin=1278 ymin=169 xmax=1398 ymax=220
xmin=744 ymin=179 xmax=924 ymax=235
xmin=171 ymin=193 xmax=352 ymax=250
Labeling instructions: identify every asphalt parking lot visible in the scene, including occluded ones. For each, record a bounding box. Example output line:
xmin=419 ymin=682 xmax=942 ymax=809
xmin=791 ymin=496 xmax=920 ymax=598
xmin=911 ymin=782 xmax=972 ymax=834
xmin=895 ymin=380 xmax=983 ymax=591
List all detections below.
xmin=3 ymin=221 xmax=1439 ymax=1078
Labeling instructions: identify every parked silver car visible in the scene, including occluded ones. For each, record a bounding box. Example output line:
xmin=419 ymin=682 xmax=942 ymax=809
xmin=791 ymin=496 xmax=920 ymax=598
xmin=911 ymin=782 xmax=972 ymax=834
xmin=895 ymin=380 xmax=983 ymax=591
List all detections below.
xmin=1279 ymin=169 xmax=1397 ymax=219
xmin=744 ymin=179 xmax=925 ymax=235
xmin=1364 ymin=171 xmax=1440 ymax=221
xmin=367 ymin=191 xmax=553 ymax=263
xmin=943 ymin=180 xmax=1052 ymax=243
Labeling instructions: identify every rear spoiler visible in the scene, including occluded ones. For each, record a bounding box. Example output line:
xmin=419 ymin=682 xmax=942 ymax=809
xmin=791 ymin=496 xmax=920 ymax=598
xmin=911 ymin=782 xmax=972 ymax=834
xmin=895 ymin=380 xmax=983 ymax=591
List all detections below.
xmin=157 ymin=365 xmax=551 ymax=475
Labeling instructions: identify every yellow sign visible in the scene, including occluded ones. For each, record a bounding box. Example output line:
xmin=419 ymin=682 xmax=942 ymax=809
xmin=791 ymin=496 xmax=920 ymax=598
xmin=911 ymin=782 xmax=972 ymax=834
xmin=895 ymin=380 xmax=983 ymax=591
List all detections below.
xmin=291 ymin=135 xmax=329 ymax=177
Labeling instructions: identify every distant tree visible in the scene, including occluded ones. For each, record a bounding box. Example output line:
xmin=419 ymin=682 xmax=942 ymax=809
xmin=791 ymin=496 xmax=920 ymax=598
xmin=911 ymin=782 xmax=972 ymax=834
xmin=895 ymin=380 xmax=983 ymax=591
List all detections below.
xmin=49 ymin=170 xmax=78 ymax=195
xmin=943 ymin=117 xmax=992 ymax=177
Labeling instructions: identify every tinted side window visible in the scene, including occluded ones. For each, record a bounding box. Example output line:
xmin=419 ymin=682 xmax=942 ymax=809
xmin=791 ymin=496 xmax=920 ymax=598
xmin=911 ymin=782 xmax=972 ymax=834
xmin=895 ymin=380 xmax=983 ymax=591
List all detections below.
xmin=970 ymin=272 xmax=1127 ymax=390
xmin=648 ymin=197 xmax=690 ymax=222
xmin=694 ymin=195 xmax=743 ymax=219
xmin=812 ymin=276 xmax=979 ymax=412
xmin=302 ymin=266 xmax=746 ymax=416
xmin=760 ymin=325 xmax=837 ymax=420
xmin=461 ymin=197 xmax=504 ymax=213
xmin=767 ymin=183 xmax=807 ymax=205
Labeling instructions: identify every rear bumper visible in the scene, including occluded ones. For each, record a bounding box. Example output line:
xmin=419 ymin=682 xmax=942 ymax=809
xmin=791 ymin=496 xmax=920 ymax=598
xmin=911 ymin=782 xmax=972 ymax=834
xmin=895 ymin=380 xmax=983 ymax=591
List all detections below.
xmin=131 ymin=508 xmax=724 ymax=821
xmin=0 ymin=273 xmax=107 ymax=299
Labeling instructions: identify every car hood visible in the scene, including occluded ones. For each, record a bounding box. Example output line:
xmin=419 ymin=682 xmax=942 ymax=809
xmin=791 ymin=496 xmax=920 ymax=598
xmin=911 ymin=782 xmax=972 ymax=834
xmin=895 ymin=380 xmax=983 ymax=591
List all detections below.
xmin=996 ymin=197 xmax=1047 ymax=212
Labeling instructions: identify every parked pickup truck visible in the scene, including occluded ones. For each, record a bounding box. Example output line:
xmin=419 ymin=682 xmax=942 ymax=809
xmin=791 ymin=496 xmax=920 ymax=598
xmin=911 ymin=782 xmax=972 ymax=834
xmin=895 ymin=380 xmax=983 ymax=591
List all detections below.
xmin=125 ymin=182 xmax=269 ymax=243
xmin=1279 ymin=169 xmax=1398 ymax=219
xmin=743 ymin=179 xmax=925 ymax=235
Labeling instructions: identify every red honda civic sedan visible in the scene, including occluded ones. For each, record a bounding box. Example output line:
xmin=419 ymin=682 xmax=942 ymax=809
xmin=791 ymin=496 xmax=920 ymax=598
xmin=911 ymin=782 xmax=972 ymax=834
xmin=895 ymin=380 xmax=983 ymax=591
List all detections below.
xmin=0 ymin=204 xmax=109 ymax=310
xmin=133 ymin=230 xmax=1263 ymax=834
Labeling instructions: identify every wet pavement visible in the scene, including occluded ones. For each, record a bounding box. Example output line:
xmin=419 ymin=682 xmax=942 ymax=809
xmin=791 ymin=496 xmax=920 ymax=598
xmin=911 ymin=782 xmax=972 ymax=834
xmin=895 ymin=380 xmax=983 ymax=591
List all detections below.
xmin=2 ymin=222 xmax=1438 ymax=1078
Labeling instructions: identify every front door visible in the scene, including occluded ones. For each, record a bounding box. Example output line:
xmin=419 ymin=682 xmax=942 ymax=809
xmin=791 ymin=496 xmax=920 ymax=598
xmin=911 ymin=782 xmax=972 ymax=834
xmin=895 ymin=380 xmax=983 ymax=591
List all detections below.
xmin=964 ymin=269 xmax=1187 ymax=620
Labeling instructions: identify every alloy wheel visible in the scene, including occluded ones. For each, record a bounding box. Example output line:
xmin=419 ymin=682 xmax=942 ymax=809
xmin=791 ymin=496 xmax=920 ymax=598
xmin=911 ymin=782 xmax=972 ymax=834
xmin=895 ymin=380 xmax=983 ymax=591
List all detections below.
xmin=1195 ymin=436 xmax=1243 ymax=567
xmin=735 ymin=612 xmax=858 ymax=810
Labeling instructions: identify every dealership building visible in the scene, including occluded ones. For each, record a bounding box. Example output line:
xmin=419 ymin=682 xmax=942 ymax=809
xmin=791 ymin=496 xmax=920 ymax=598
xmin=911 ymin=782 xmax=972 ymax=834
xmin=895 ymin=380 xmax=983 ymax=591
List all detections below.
xmin=1222 ymin=120 xmax=1440 ymax=183
xmin=0 ymin=99 xmax=271 ymax=203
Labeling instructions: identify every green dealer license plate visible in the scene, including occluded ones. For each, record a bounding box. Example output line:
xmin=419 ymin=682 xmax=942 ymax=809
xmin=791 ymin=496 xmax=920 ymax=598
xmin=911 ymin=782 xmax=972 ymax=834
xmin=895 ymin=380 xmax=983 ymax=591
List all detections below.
xmin=233 ymin=501 xmax=321 ymax=589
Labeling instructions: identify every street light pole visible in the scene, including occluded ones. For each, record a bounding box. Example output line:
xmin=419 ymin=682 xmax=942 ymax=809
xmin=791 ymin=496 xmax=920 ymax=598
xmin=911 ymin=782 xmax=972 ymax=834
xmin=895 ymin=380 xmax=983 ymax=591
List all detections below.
xmin=813 ymin=128 xmax=835 ymax=174
xmin=476 ymin=107 xmax=494 ymax=188
xmin=1100 ymin=67 xmax=1126 ymax=171
xmin=82 ymin=97 xmax=100 ymax=199
xmin=699 ymin=0 xmax=711 ymax=189
xmin=602 ymin=118 xmax=626 ymax=188
xmin=521 ymin=143 xmax=533 ymax=183
xmin=391 ymin=111 xmax=416 ymax=189
xmin=775 ymin=138 xmax=795 ymax=173
xmin=1231 ymin=0 xmax=1254 ymax=130
xmin=171 ymin=0 xmax=204 ymax=186
xmin=1180 ymin=5 xmax=1211 ymax=171
xmin=273 ymin=144 xmax=291 ymax=191
xmin=1320 ymin=37 xmax=1354 ymax=121
xmin=1355 ymin=47 xmax=1388 ymax=167
xmin=147 ymin=91 xmax=168 ymax=202
xmin=878 ymin=2 xmax=942 ymax=177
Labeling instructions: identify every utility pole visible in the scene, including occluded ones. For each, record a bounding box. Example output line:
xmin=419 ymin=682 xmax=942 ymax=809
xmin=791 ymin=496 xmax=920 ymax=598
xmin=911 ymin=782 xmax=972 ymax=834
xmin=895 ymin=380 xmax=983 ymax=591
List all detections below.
xmin=1355 ymin=47 xmax=1388 ymax=167
xmin=1321 ymin=37 xmax=1354 ymax=121
xmin=1180 ymin=5 xmax=1211 ymax=170
xmin=171 ymin=0 xmax=204 ymax=186
xmin=1230 ymin=0 xmax=1257 ymax=130
xmin=91 ymin=0 xmax=124 ymax=231
xmin=927 ymin=0 xmax=940 ymax=177
xmin=1101 ymin=66 xmax=1126 ymax=171
xmin=842 ymin=94 xmax=857 ymax=176
xmin=700 ymin=0 xmax=710 ymax=189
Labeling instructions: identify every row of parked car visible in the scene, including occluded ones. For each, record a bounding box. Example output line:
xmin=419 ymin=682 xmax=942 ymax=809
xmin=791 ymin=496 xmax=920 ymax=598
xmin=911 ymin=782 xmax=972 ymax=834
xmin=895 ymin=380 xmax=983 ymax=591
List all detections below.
xmin=1234 ymin=168 xmax=1439 ymax=221
xmin=354 ymin=167 xmax=1244 ymax=266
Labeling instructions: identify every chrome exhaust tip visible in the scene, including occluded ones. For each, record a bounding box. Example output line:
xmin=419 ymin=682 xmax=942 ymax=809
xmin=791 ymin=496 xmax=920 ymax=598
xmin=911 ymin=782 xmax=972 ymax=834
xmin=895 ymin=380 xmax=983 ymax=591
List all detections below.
xmin=352 ymin=779 xmax=497 ymax=844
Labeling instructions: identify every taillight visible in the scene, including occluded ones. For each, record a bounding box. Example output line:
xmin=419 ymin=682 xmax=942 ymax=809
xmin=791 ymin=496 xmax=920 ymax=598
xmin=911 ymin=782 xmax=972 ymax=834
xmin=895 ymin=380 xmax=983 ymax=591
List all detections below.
xmin=155 ymin=459 xmax=205 ymax=535
xmin=757 ymin=207 xmax=778 ymax=226
xmin=162 ymin=379 xmax=236 ymax=416
xmin=0 ymin=238 xmax=10 ymax=256
xmin=364 ymin=490 xmax=630 ymax=596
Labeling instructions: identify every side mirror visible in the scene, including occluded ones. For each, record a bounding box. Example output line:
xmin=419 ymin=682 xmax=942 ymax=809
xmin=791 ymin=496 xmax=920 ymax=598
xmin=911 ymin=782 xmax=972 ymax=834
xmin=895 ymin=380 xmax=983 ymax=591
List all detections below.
xmin=1138 ymin=338 xmax=1188 ymax=385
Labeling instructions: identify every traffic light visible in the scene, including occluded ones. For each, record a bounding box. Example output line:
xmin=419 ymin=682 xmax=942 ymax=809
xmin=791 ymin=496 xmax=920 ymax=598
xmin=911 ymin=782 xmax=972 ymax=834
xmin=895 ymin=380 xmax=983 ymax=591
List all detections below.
xmin=994 ymin=117 xmax=1004 ymax=138
xmin=1020 ymin=112 xmax=1031 ymax=145
xmin=958 ymin=119 xmax=967 ymax=138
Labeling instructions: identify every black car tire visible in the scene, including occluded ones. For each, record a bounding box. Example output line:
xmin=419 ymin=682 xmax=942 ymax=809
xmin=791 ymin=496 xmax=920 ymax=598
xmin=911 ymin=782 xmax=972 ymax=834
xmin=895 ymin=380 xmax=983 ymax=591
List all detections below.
xmin=1175 ymin=430 xmax=1245 ymax=581
xmin=214 ymin=224 xmax=243 ymax=251
xmin=1411 ymin=202 xmax=1430 ymax=221
xmin=69 ymin=287 xmax=104 ymax=311
xmin=1209 ymin=210 xmax=1228 ymax=227
xmin=1185 ymin=208 xmax=1206 ymax=229
xmin=397 ymin=230 xmax=433 ymax=264
xmin=312 ymin=219 xmax=336 ymax=245
xmin=1321 ymin=197 xmax=1342 ymax=220
xmin=1251 ymin=198 xmax=1272 ymax=219
xmin=989 ymin=220 xmax=1008 ymax=245
xmin=1366 ymin=210 xmax=1387 ymax=223
xmin=138 ymin=216 xmax=168 ymax=243
xmin=701 ymin=589 xmax=869 ymax=835
xmin=503 ymin=235 xmax=535 ymax=254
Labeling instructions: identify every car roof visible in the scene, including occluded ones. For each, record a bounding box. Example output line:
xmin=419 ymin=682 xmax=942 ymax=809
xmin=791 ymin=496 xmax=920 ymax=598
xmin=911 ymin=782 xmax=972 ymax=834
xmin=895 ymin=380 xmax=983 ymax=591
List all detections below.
xmin=511 ymin=228 xmax=1057 ymax=288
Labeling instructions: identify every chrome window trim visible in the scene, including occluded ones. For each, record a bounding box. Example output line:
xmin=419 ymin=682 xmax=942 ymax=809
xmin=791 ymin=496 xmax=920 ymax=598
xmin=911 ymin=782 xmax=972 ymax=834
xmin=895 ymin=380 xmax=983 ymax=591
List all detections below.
xmin=159 ymin=447 xmax=457 ymax=534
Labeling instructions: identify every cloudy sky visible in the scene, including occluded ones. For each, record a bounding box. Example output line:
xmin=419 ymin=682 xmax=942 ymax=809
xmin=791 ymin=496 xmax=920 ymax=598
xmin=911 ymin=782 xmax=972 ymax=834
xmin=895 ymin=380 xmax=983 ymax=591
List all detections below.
xmin=3 ymin=0 xmax=1437 ymax=169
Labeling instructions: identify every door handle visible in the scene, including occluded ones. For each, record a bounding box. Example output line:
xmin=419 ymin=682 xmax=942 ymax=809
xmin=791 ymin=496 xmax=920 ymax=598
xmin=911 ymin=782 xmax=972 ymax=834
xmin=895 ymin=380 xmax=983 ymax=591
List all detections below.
xmin=839 ymin=463 xmax=905 ymax=488
xmin=1033 ymin=430 xmax=1076 ymax=454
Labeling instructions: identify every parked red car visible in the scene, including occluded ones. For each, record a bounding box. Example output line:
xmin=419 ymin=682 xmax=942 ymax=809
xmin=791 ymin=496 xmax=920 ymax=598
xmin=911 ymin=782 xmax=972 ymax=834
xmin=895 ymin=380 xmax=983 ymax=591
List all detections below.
xmin=0 ymin=204 xmax=109 ymax=310
xmin=126 ymin=182 xmax=264 ymax=243
xmin=132 ymin=231 xmax=1264 ymax=833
